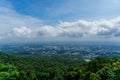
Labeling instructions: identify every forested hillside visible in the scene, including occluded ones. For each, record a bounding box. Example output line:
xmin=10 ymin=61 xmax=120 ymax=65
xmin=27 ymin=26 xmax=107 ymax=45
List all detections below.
xmin=0 ymin=52 xmax=120 ymax=80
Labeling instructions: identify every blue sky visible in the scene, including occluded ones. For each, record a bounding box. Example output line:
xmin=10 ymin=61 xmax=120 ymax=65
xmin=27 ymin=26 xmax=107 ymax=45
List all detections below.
xmin=10 ymin=0 xmax=120 ymax=24
xmin=1 ymin=0 xmax=120 ymax=42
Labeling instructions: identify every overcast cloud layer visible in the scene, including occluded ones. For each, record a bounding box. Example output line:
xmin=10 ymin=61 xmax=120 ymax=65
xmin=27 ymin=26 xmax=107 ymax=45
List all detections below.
xmin=1 ymin=0 xmax=120 ymax=41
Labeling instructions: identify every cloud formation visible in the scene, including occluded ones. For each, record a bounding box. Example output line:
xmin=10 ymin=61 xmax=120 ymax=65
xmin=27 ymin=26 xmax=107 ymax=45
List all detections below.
xmin=11 ymin=17 xmax=120 ymax=40
xmin=0 ymin=0 xmax=42 ymax=40
xmin=1 ymin=0 xmax=120 ymax=41
xmin=12 ymin=26 xmax=32 ymax=38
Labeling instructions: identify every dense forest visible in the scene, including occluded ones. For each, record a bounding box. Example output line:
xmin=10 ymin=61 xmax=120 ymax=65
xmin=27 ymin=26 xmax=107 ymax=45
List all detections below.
xmin=0 ymin=52 xmax=120 ymax=80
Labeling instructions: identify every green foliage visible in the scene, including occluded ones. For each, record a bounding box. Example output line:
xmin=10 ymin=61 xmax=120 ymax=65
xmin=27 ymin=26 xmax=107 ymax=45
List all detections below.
xmin=87 ymin=57 xmax=110 ymax=73
xmin=1 ymin=52 xmax=120 ymax=80
xmin=90 ymin=73 xmax=99 ymax=80
xmin=97 ymin=67 xmax=114 ymax=80
xmin=0 ymin=63 xmax=19 ymax=80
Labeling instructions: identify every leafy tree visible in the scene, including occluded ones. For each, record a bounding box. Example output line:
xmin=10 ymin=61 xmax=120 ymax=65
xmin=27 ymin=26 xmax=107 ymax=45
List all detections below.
xmin=90 ymin=73 xmax=99 ymax=80
xmin=97 ymin=67 xmax=114 ymax=80
xmin=87 ymin=57 xmax=110 ymax=73
xmin=0 ymin=64 xmax=19 ymax=80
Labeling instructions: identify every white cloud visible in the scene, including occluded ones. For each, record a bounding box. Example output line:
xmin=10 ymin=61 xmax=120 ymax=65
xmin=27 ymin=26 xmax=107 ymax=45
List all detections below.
xmin=0 ymin=5 xmax=42 ymax=39
xmin=1 ymin=0 xmax=120 ymax=41
xmin=10 ymin=17 xmax=120 ymax=40
xmin=13 ymin=26 xmax=32 ymax=38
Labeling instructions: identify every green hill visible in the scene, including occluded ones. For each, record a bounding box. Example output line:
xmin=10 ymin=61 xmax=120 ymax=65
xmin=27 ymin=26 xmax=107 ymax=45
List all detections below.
xmin=0 ymin=52 xmax=120 ymax=80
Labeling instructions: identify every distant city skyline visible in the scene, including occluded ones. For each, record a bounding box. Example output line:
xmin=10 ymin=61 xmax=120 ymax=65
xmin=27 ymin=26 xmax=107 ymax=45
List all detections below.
xmin=1 ymin=0 xmax=120 ymax=42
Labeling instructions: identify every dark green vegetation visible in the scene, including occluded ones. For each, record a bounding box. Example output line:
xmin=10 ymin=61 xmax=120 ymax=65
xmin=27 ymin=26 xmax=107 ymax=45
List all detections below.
xmin=0 ymin=52 xmax=120 ymax=80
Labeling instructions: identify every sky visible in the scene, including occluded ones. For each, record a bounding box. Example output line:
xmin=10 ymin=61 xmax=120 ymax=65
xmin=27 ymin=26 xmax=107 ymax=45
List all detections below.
xmin=1 ymin=0 xmax=120 ymax=42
